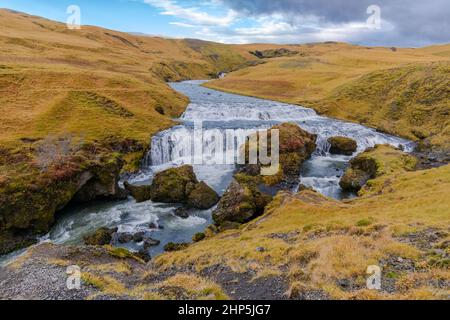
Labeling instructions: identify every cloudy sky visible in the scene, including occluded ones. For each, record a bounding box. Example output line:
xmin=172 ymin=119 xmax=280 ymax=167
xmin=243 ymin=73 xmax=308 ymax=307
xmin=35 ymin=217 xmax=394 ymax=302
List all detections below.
xmin=2 ymin=0 xmax=449 ymax=47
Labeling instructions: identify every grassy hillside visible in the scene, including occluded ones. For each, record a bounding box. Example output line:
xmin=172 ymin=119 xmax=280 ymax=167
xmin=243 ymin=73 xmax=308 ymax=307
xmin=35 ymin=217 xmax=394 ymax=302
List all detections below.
xmin=206 ymin=42 xmax=450 ymax=152
xmin=0 ymin=9 xmax=249 ymax=151
xmin=156 ymin=156 xmax=450 ymax=299
xmin=4 ymin=148 xmax=447 ymax=300
xmin=0 ymin=9 xmax=253 ymax=254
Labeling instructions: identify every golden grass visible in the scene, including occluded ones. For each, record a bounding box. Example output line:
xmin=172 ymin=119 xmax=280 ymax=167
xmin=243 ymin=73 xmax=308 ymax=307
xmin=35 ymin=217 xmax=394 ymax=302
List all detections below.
xmin=156 ymin=273 xmax=229 ymax=300
xmin=206 ymin=43 xmax=450 ymax=151
xmin=156 ymin=162 xmax=450 ymax=299
xmin=0 ymin=9 xmax=252 ymax=153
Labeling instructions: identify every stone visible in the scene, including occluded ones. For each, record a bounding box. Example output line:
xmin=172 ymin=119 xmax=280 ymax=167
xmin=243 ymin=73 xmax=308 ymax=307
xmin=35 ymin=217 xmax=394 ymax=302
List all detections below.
xmin=212 ymin=181 xmax=271 ymax=226
xmin=124 ymin=182 xmax=152 ymax=203
xmin=174 ymin=207 xmax=189 ymax=219
xmin=187 ymin=182 xmax=220 ymax=209
xmin=328 ymin=136 xmax=358 ymax=156
xmin=339 ymin=168 xmax=371 ymax=192
xmin=133 ymin=232 xmax=145 ymax=243
xmin=117 ymin=232 xmax=133 ymax=244
xmin=143 ymin=237 xmax=161 ymax=249
xmin=149 ymin=165 xmax=198 ymax=203
xmin=239 ymin=122 xmax=317 ymax=188
xmin=83 ymin=227 xmax=117 ymax=246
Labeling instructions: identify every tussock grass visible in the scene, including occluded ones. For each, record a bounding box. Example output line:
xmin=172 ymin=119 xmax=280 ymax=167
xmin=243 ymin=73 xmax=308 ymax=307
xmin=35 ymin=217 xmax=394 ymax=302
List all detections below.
xmin=156 ymin=159 xmax=450 ymax=299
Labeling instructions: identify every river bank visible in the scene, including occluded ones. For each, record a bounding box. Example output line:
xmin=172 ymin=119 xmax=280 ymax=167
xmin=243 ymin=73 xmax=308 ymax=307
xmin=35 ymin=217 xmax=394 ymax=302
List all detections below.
xmin=1 ymin=80 xmax=416 ymax=263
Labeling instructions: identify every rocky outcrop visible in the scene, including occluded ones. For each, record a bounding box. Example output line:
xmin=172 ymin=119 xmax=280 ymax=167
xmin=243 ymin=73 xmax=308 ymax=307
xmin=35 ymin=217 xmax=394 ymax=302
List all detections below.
xmin=212 ymin=180 xmax=272 ymax=226
xmin=187 ymin=182 xmax=220 ymax=209
xmin=124 ymin=182 xmax=152 ymax=203
xmin=149 ymin=165 xmax=198 ymax=203
xmin=83 ymin=227 xmax=117 ymax=246
xmin=212 ymin=123 xmax=316 ymax=228
xmin=328 ymin=136 xmax=357 ymax=156
xmin=250 ymin=48 xmax=299 ymax=59
xmin=339 ymin=169 xmax=371 ymax=192
xmin=239 ymin=122 xmax=317 ymax=189
xmin=174 ymin=207 xmax=189 ymax=219
xmin=0 ymin=154 xmax=126 ymax=255
xmin=125 ymin=165 xmax=219 ymax=210
xmin=340 ymin=144 xmax=418 ymax=193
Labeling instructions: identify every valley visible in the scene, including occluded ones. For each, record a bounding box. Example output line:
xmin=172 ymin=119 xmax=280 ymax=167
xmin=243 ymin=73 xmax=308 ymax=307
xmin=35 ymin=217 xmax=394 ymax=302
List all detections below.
xmin=0 ymin=8 xmax=448 ymax=301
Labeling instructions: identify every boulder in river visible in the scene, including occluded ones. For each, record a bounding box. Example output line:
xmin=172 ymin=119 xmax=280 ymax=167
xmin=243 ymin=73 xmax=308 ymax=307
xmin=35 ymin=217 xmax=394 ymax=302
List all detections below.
xmin=339 ymin=168 xmax=371 ymax=192
xmin=117 ymin=232 xmax=134 ymax=244
xmin=239 ymin=122 xmax=317 ymax=188
xmin=328 ymin=136 xmax=358 ymax=156
xmin=187 ymin=181 xmax=220 ymax=209
xmin=133 ymin=232 xmax=145 ymax=243
xmin=174 ymin=207 xmax=189 ymax=219
xmin=212 ymin=180 xmax=272 ymax=226
xmin=83 ymin=227 xmax=117 ymax=246
xmin=126 ymin=165 xmax=219 ymax=210
xmin=143 ymin=237 xmax=161 ymax=249
xmin=149 ymin=165 xmax=198 ymax=203
xmin=123 ymin=182 xmax=152 ymax=203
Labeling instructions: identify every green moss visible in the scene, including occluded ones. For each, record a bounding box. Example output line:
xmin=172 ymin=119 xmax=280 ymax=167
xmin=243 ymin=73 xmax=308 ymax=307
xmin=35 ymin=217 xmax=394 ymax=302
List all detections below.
xmin=104 ymin=246 xmax=145 ymax=264
xmin=187 ymin=182 xmax=219 ymax=210
xmin=164 ymin=242 xmax=189 ymax=252
xmin=150 ymin=165 xmax=198 ymax=203
xmin=192 ymin=232 xmax=206 ymax=243
xmin=386 ymin=271 xmax=400 ymax=279
xmin=356 ymin=218 xmax=373 ymax=227
xmin=341 ymin=145 xmax=419 ymax=194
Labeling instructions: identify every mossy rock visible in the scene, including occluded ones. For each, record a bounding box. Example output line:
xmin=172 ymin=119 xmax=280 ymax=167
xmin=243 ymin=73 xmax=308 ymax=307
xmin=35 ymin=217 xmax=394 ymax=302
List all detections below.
xmin=124 ymin=182 xmax=152 ymax=203
xmin=0 ymin=146 xmax=127 ymax=255
xmin=328 ymin=136 xmax=358 ymax=155
xmin=239 ymin=122 xmax=317 ymax=189
xmin=339 ymin=168 xmax=371 ymax=192
xmin=192 ymin=232 xmax=206 ymax=242
xmin=187 ymin=182 xmax=219 ymax=209
xmin=149 ymin=165 xmax=198 ymax=203
xmin=84 ymin=227 xmax=117 ymax=246
xmin=164 ymin=242 xmax=189 ymax=252
xmin=212 ymin=180 xmax=272 ymax=226
xmin=340 ymin=145 xmax=418 ymax=193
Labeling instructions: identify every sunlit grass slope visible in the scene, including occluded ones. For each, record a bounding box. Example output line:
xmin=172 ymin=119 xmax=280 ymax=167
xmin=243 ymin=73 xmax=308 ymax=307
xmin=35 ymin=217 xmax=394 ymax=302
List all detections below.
xmin=157 ymin=155 xmax=450 ymax=299
xmin=207 ymin=42 xmax=450 ymax=152
xmin=0 ymin=9 xmax=249 ymax=151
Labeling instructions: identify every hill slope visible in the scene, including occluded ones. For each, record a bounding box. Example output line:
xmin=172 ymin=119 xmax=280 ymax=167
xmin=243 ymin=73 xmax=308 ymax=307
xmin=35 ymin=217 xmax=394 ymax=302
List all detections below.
xmin=0 ymin=9 xmax=248 ymax=148
xmin=0 ymin=9 xmax=251 ymax=254
xmin=206 ymin=42 xmax=450 ymax=153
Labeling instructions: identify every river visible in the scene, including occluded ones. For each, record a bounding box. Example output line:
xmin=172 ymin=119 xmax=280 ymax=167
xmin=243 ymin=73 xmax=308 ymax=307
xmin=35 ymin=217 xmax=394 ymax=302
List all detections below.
xmin=1 ymin=80 xmax=415 ymax=263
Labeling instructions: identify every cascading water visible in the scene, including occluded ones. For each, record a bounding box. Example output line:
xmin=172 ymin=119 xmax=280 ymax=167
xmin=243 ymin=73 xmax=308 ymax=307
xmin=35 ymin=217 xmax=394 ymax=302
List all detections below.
xmin=13 ymin=80 xmax=414 ymax=262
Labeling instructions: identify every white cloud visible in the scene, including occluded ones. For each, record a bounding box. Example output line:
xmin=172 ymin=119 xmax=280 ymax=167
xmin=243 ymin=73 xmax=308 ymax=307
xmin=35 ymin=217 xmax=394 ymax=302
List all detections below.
xmin=169 ymin=22 xmax=196 ymax=28
xmin=143 ymin=0 xmax=431 ymax=46
xmin=144 ymin=0 xmax=238 ymax=26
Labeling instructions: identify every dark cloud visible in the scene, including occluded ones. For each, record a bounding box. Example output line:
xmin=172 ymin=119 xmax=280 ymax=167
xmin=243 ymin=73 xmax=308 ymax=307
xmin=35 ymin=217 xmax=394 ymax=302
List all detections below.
xmin=221 ymin=0 xmax=450 ymax=46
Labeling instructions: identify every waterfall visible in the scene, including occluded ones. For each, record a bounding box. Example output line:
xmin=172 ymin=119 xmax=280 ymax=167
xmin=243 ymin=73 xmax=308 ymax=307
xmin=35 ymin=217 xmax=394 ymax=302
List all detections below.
xmin=181 ymin=102 xmax=317 ymax=122
xmin=44 ymin=80 xmax=417 ymax=258
xmin=138 ymin=80 xmax=415 ymax=197
xmin=148 ymin=126 xmax=263 ymax=167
